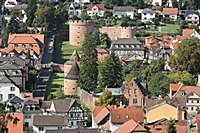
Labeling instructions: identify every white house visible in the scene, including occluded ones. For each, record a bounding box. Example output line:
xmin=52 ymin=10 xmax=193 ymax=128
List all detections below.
xmin=33 ymin=115 xmax=68 ymax=133
xmin=0 ymin=72 xmax=20 ymax=102
xmin=182 ymin=28 xmax=200 ymax=39
xmin=184 ymin=11 xmax=200 ymax=25
xmin=162 ymin=8 xmax=178 ymax=20
xmin=68 ymin=3 xmax=82 ymax=18
xmin=74 ymin=0 xmax=90 ymax=4
xmin=152 ymin=0 xmax=162 ymax=6
xmin=113 ymin=6 xmax=135 ymax=19
xmin=4 ymin=0 xmax=18 ymax=9
xmin=86 ymin=3 xmax=104 ymax=17
xmin=141 ymin=9 xmax=156 ymax=23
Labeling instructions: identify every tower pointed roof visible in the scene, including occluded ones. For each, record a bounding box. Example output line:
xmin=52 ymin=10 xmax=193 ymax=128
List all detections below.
xmin=70 ymin=50 xmax=80 ymax=62
xmin=65 ymin=61 xmax=79 ymax=80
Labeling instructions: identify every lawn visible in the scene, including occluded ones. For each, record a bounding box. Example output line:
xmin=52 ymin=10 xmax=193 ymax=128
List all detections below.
xmin=160 ymin=25 xmax=180 ymax=33
xmin=46 ymin=73 xmax=64 ymax=100
xmin=52 ymin=41 xmax=81 ymax=64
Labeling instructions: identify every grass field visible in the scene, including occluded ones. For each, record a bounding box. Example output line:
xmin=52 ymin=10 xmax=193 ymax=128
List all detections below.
xmin=160 ymin=25 xmax=180 ymax=33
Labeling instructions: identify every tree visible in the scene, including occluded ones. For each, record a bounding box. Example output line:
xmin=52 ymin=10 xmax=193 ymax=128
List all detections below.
xmin=95 ymin=89 xmax=114 ymax=106
xmin=137 ymin=0 xmax=145 ymax=9
xmin=166 ymin=71 xmax=195 ymax=85
xmin=79 ymin=32 xmax=98 ymax=92
xmin=7 ymin=16 xmax=20 ymax=33
xmin=26 ymin=0 xmax=37 ymax=26
xmin=98 ymin=52 xmax=123 ymax=89
xmin=33 ymin=4 xmax=55 ymax=31
xmin=169 ymin=39 xmax=200 ymax=75
xmin=148 ymin=72 xmax=170 ymax=96
xmin=167 ymin=120 xmax=176 ymax=133
xmin=92 ymin=31 xmax=100 ymax=46
xmin=191 ymin=0 xmax=200 ymax=9
xmin=81 ymin=9 xmax=90 ymax=20
xmin=172 ymin=0 xmax=178 ymax=7
xmin=99 ymin=33 xmax=111 ymax=49
xmin=0 ymin=104 xmax=20 ymax=132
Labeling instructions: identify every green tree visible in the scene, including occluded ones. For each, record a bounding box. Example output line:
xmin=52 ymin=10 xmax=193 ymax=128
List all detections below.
xmin=95 ymin=89 xmax=114 ymax=106
xmin=99 ymin=33 xmax=111 ymax=49
xmin=7 ymin=16 xmax=20 ymax=33
xmin=92 ymin=31 xmax=100 ymax=46
xmin=81 ymin=9 xmax=90 ymax=20
xmin=79 ymin=32 xmax=98 ymax=92
xmin=167 ymin=120 xmax=176 ymax=133
xmin=169 ymin=39 xmax=200 ymax=75
xmin=98 ymin=52 xmax=123 ymax=89
xmin=148 ymin=72 xmax=170 ymax=96
xmin=33 ymin=4 xmax=55 ymax=31
xmin=166 ymin=71 xmax=195 ymax=85
xmin=26 ymin=0 xmax=37 ymax=26
xmin=172 ymin=0 xmax=178 ymax=7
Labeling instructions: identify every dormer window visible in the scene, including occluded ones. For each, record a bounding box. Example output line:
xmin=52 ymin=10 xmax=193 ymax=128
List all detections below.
xmin=22 ymin=44 xmax=26 ymax=48
xmin=13 ymin=44 xmax=18 ymax=48
xmin=125 ymin=115 xmax=129 ymax=119
xmin=29 ymin=44 xmax=33 ymax=48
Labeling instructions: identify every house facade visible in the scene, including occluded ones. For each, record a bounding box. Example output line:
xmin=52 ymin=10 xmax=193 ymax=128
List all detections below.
xmin=141 ymin=9 xmax=156 ymax=23
xmin=33 ymin=115 xmax=68 ymax=133
xmin=110 ymin=38 xmax=144 ymax=61
xmin=68 ymin=3 xmax=82 ymax=18
xmin=0 ymin=72 xmax=21 ymax=102
xmin=113 ymin=6 xmax=135 ymax=19
xmin=86 ymin=3 xmax=104 ymax=17
xmin=47 ymin=99 xmax=85 ymax=127
xmin=184 ymin=11 xmax=200 ymax=25
xmin=162 ymin=8 xmax=178 ymax=20
xmin=152 ymin=0 xmax=162 ymax=6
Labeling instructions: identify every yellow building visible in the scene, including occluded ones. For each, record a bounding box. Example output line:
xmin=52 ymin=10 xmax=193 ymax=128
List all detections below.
xmin=146 ymin=102 xmax=185 ymax=123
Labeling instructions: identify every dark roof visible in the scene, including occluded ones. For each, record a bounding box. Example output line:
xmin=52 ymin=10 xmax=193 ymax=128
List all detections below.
xmin=113 ymin=6 xmax=135 ymax=12
xmin=51 ymin=99 xmax=80 ymax=113
xmin=0 ymin=72 xmax=13 ymax=83
xmin=46 ymin=128 xmax=99 ymax=133
xmin=6 ymin=96 xmax=24 ymax=104
xmin=33 ymin=115 xmax=68 ymax=126
xmin=184 ymin=11 xmax=200 ymax=17
xmin=0 ymin=61 xmax=21 ymax=70
xmin=142 ymin=9 xmax=156 ymax=14
xmin=112 ymin=38 xmax=142 ymax=45
xmin=65 ymin=62 xmax=79 ymax=80
xmin=0 ymin=56 xmax=29 ymax=67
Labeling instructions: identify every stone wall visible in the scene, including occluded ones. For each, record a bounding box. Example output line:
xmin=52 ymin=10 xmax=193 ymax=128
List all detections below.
xmin=78 ymin=88 xmax=99 ymax=110
xmin=99 ymin=26 xmax=134 ymax=40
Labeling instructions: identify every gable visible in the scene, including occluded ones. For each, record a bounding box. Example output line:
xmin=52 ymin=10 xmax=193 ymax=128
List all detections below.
xmin=49 ymin=101 xmax=56 ymax=112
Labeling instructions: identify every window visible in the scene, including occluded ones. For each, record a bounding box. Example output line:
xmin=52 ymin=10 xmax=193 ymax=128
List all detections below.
xmin=39 ymin=127 xmax=44 ymax=131
xmin=58 ymin=126 xmax=62 ymax=130
xmin=0 ymin=94 xmax=3 ymax=101
xmin=29 ymin=44 xmax=33 ymax=48
xmin=191 ymin=107 xmax=193 ymax=110
xmin=13 ymin=44 xmax=18 ymax=48
xmin=191 ymin=100 xmax=193 ymax=103
xmin=8 ymin=94 xmax=15 ymax=99
xmin=197 ymin=100 xmax=199 ymax=103
xmin=22 ymin=44 xmax=26 ymax=48
xmin=10 ymin=87 xmax=15 ymax=91
xmin=125 ymin=115 xmax=129 ymax=119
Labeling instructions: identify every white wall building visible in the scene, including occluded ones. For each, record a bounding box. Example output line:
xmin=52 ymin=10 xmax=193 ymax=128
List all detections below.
xmin=152 ymin=0 xmax=162 ymax=6
xmin=141 ymin=9 xmax=156 ymax=23
xmin=0 ymin=74 xmax=20 ymax=102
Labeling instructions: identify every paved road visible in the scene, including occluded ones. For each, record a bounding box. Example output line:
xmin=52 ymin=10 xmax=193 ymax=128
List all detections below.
xmin=41 ymin=35 xmax=55 ymax=65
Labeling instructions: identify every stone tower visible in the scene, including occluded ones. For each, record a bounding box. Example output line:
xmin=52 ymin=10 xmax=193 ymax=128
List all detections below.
xmin=64 ymin=50 xmax=80 ymax=95
xmin=69 ymin=20 xmax=95 ymax=46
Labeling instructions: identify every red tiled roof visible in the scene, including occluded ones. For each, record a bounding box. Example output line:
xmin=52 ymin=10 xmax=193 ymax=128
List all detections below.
xmin=113 ymin=119 xmax=146 ymax=133
xmin=170 ymin=83 xmax=183 ymax=92
xmin=8 ymin=34 xmax=44 ymax=44
xmin=86 ymin=3 xmax=104 ymax=11
xmin=174 ymin=85 xmax=200 ymax=97
xmin=176 ymin=36 xmax=189 ymax=41
xmin=162 ymin=8 xmax=178 ymax=15
xmin=94 ymin=107 xmax=110 ymax=124
xmin=111 ymin=106 xmax=145 ymax=124
xmin=182 ymin=29 xmax=194 ymax=35
xmin=7 ymin=113 xmax=24 ymax=133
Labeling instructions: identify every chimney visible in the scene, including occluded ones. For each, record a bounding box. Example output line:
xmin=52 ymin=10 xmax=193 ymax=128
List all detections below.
xmin=197 ymin=75 xmax=200 ymax=87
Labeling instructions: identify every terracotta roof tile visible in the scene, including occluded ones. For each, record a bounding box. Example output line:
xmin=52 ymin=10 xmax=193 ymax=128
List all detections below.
xmin=162 ymin=8 xmax=178 ymax=15
xmin=7 ymin=113 xmax=24 ymax=133
xmin=111 ymin=106 xmax=145 ymax=124
xmin=170 ymin=83 xmax=183 ymax=92
xmin=86 ymin=3 xmax=104 ymax=11
xmin=174 ymin=85 xmax=200 ymax=97
xmin=113 ymin=119 xmax=146 ymax=133
xmin=182 ymin=29 xmax=194 ymax=35
xmin=176 ymin=36 xmax=189 ymax=41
